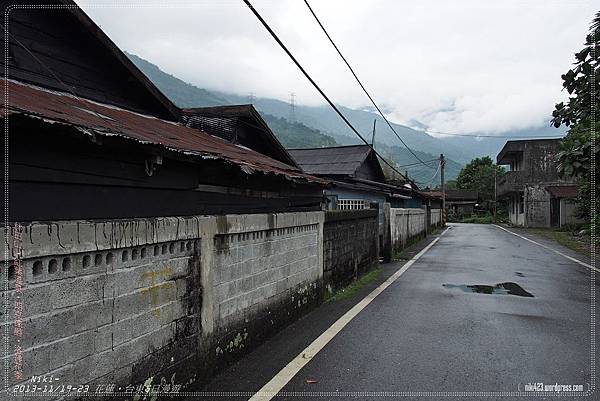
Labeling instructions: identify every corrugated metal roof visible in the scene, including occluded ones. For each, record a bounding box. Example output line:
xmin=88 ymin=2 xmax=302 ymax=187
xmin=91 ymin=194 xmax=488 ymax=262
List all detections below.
xmin=181 ymin=104 xmax=299 ymax=168
xmin=288 ymin=145 xmax=372 ymax=176
xmin=420 ymin=190 xmax=478 ymax=201
xmin=546 ymin=185 xmax=578 ymax=198
xmin=181 ymin=104 xmax=256 ymax=118
xmin=333 ymin=179 xmax=412 ymax=199
xmin=1 ymin=79 xmax=327 ymax=185
xmin=419 ymin=191 xmax=443 ymax=199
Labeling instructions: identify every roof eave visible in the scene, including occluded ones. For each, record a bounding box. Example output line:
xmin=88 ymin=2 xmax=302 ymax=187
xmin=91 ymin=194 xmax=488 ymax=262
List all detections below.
xmin=62 ymin=0 xmax=180 ymax=121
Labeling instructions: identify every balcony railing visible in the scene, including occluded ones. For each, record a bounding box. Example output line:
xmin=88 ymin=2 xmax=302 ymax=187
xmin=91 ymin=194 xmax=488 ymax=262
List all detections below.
xmin=497 ymin=171 xmax=523 ymax=197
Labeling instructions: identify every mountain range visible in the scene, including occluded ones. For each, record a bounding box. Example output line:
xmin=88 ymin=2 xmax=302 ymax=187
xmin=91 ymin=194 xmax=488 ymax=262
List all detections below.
xmin=127 ymin=52 xmax=566 ymax=183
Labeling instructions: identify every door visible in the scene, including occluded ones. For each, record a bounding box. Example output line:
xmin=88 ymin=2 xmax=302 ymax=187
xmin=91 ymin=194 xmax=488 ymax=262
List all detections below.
xmin=550 ymin=197 xmax=560 ymax=227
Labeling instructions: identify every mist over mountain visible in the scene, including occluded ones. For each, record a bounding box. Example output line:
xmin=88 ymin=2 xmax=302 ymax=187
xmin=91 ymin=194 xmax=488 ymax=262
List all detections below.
xmin=429 ymin=125 xmax=567 ymax=160
xmin=127 ymin=52 xmax=565 ymax=182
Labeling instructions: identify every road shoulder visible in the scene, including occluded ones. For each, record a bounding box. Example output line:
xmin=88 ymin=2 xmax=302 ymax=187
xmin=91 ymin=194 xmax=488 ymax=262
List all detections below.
xmin=188 ymin=228 xmax=448 ymax=399
xmin=493 ymin=224 xmax=593 ymax=267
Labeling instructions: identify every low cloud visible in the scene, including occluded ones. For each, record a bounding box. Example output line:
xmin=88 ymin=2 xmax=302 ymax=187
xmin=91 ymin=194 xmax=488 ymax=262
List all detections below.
xmin=78 ymin=0 xmax=596 ymax=134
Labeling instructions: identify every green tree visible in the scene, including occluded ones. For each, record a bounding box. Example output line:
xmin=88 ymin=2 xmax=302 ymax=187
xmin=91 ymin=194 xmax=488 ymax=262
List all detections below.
xmin=551 ymin=12 xmax=599 ymax=129
xmin=552 ymin=11 xmax=599 ymax=236
xmin=444 ymin=180 xmax=458 ymax=190
xmin=455 ymin=156 xmax=505 ymax=210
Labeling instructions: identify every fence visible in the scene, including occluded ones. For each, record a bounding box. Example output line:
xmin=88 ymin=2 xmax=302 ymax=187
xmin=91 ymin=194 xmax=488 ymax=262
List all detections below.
xmin=1 ymin=206 xmax=434 ymax=397
xmin=1 ymin=212 xmax=323 ymax=398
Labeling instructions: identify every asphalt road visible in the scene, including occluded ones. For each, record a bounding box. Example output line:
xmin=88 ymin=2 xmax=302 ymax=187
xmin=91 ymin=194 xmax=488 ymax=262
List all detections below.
xmin=195 ymin=223 xmax=598 ymax=401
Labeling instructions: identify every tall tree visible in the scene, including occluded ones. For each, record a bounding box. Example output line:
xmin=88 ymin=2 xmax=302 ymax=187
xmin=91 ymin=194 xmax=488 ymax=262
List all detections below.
xmin=455 ymin=156 xmax=505 ymax=210
xmin=552 ymin=11 xmax=599 ymax=232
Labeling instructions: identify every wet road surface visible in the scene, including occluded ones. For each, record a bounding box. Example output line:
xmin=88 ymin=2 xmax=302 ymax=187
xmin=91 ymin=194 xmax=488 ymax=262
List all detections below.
xmin=196 ymin=224 xmax=598 ymax=401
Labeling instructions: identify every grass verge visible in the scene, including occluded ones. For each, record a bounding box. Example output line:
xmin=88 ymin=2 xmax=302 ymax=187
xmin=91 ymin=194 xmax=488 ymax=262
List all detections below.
xmin=523 ymin=228 xmax=590 ymax=256
xmin=326 ymin=266 xmax=382 ymax=302
xmin=393 ymin=225 xmax=445 ymax=260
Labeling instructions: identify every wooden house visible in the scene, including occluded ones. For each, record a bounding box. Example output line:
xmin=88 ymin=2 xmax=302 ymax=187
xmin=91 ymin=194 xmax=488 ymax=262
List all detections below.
xmin=1 ymin=0 xmax=326 ymax=222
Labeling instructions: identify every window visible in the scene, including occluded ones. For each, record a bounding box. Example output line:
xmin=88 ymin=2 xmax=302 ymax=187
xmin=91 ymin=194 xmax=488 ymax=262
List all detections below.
xmin=338 ymin=199 xmax=370 ymax=210
xmin=511 ymin=152 xmax=524 ymax=171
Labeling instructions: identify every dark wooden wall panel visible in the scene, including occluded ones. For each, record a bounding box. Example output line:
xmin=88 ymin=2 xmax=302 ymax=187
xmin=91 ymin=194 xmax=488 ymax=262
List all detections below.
xmin=6 ymin=118 xmax=323 ymax=222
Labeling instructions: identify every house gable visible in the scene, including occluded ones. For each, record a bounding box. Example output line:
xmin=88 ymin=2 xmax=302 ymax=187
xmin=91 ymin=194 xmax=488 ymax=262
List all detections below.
xmin=289 ymin=145 xmax=385 ymax=181
xmin=181 ymin=105 xmax=299 ymax=168
xmin=0 ymin=0 xmax=178 ymax=120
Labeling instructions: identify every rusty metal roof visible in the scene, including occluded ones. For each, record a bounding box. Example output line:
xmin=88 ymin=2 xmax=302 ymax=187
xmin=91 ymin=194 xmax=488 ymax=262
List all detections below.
xmin=181 ymin=104 xmax=299 ymax=168
xmin=546 ymin=185 xmax=578 ymax=198
xmin=1 ymin=79 xmax=327 ymax=185
xmin=419 ymin=190 xmax=478 ymax=201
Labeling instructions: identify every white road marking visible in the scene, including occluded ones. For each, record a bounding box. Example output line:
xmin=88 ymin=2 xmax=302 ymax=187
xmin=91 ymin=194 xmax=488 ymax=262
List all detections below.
xmin=248 ymin=227 xmax=450 ymax=401
xmin=493 ymin=224 xmax=597 ymax=272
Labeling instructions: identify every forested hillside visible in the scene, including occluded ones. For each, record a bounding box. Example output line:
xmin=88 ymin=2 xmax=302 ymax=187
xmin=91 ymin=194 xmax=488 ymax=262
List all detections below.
xmin=127 ymin=52 xmax=463 ymax=179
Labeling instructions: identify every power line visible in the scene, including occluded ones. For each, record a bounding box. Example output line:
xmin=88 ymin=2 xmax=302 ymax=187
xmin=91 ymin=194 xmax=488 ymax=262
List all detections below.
xmin=302 ymin=0 xmax=434 ymax=169
xmin=395 ymin=158 xmax=439 ymax=168
xmin=413 ymin=161 xmax=441 ymax=186
xmin=424 ymin=129 xmax=565 ymax=139
xmin=242 ymin=0 xmax=410 ymax=180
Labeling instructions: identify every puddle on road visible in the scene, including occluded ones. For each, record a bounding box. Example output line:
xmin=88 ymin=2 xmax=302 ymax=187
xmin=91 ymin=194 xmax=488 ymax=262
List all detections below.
xmin=442 ymin=282 xmax=534 ymax=297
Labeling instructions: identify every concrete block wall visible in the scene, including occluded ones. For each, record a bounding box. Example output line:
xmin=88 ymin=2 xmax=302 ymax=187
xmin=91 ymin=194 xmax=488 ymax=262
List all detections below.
xmin=1 ymin=218 xmax=204 ymax=399
xmin=323 ymin=210 xmax=379 ymax=293
xmin=430 ymin=209 xmax=442 ymax=227
xmin=389 ymin=208 xmax=426 ymax=255
xmin=1 ymin=211 xmax=324 ymax=398
xmin=209 ymin=212 xmax=324 ymax=364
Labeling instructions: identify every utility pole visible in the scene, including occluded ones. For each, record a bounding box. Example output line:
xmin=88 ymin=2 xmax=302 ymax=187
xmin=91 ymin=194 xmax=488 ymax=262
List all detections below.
xmin=371 ymin=119 xmax=377 ymax=146
xmin=440 ymin=153 xmax=446 ymax=224
xmin=494 ymin=166 xmax=497 ymax=222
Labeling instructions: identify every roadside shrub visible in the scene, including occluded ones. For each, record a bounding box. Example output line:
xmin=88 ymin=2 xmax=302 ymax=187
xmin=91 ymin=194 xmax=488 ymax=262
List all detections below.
xmin=557 ymin=223 xmax=587 ymax=234
xmin=459 ymin=215 xmax=494 ymax=224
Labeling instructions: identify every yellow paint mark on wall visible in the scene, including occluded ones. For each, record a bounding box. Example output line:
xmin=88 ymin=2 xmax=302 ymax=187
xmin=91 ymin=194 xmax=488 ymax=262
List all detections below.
xmin=141 ymin=266 xmax=173 ymax=318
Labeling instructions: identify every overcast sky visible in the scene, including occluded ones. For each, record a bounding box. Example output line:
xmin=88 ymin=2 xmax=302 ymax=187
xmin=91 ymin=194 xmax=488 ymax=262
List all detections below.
xmin=77 ymin=0 xmax=597 ymax=135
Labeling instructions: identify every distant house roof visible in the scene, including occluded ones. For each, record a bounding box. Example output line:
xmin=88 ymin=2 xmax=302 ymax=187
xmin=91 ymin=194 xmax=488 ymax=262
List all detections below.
xmin=421 ymin=190 xmax=478 ymax=201
xmin=546 ymin=185 xmax=578 ymax=198
xmin=288 ymin=145 xmax=385 ymax=180
xmin=181 ymin=105 xmax=298 ymax=168
xmin=2 ymin=79 xmax=326 ymax=185
xmin=445 ymin=190 xmax=478 ymax=201
xmin=419 ymin=190 xmax=443 ymax=199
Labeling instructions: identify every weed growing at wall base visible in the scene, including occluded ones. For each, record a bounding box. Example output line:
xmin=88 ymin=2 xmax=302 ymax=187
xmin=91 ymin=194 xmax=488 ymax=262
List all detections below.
xmin=326 ymin=267 xmax=382 ymax=302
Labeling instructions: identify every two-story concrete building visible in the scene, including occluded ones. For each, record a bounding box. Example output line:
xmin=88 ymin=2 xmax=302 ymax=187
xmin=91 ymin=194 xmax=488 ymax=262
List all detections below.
xmin=496 ymin=139 xmax=582 ymax=227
